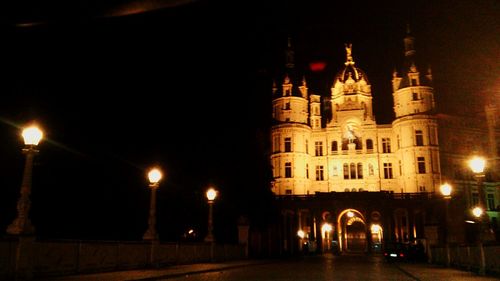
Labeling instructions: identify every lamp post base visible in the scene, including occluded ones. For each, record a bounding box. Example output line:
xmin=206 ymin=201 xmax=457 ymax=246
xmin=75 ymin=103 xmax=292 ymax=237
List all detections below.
xmin=204 ymin=235 xmax=214 ymax=243
xmin=6 ymin=218 xmax=35 ymax=236
xmin=143 ymin=229 xmax=159 ymax=241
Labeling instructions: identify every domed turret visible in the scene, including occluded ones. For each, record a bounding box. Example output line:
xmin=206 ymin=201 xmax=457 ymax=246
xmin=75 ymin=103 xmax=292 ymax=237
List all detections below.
xmin=329 ymin=44 xmax=374 ymax=124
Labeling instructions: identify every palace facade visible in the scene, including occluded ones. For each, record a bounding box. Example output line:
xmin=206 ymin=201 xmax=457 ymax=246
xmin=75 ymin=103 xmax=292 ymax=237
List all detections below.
xmin=266 ymin=31 xmax=499 ymax=254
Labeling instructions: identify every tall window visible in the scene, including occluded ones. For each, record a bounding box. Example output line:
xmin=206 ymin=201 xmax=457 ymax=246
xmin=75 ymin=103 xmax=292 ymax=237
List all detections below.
xmin=417 ymin=157 xmax=426 ymax=174
xmin=366 ymin=139 xmax=373 ymax=150
xmin=415 ymin=130 xmax=424 ymax=146
xmin=412 ymin=92 xmax=419 ymax=101
xmin=331 ymin=141 xmax=338 ymax=153
xmin=306 ymin=164 xmax=309 ymax=179
xmin=343 ymin=164 xmax=349 ymax=179
xmin=273 ymin=135 xmax=280 ymax=152
xmin=399 ymin=160 xmax=402 ymax=176
xmin=305 ymin=139 xmax=309 ymax=154
xmin=383 ymin=163 xmax=393 ymax=179
xmin=487 ymin=194 xmax=495 ymax=210
xmin=285 ymin=102 xmax=290 ymax=109
xmin=315 ymin=119 xmax=320 ymax=128
xmin=472 ymin=193 xmax=479 ymax=206
xmin=316 ymin=165 xmax=324 ymax=181
xmin=285 ymin=162 xmax=292 ymax=178
xmin=315 ymin=141 xmax=323 ymax=156
xmin=357 ymin=163 xmax=363 ymax=179
xmin=397 ymin=135 xmax=400 ymax=149
xmin=350 ymin=163 xmax=356 ymax=179
xmin=382 ymin=138 xmax=391 ymax=153
xmin=284 ymin=137 xmax=292 ymax=152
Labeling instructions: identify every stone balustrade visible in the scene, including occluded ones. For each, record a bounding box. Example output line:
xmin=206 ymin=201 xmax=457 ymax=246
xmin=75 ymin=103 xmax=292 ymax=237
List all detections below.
xmin=0 ymin=238 xmax=246 ymax=280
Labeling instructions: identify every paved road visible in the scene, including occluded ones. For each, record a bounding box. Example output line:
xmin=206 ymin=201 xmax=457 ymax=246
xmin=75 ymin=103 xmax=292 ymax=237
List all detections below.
xmin=160 ymin=254 xmax=498 ymax=281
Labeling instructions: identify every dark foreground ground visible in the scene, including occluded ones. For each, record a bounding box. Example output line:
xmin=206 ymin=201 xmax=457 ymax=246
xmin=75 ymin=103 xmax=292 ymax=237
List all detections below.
xmin=37 ymin=254 xmax=499 ymax=281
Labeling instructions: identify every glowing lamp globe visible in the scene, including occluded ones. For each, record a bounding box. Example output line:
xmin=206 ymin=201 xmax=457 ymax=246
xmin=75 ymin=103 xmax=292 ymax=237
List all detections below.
xmin=206 ymin=188 xmax=217 ymax=201
xmin=472 ymin=207 xmax=483 ymax=218
xmin=22 ymin=126 xmax=43 ymax=146
xmin=469 ymin=157 xmax=486 ymax=174
xmin=371 ymin=224 xmax=381 ymax=233
xmin=148 ymin=168 xmax=162 ymax=184
xmin=440 ymin=183 xmax=452 ymax=197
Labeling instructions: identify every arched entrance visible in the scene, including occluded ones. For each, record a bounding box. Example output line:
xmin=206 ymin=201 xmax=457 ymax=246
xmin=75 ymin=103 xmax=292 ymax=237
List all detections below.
xmin=337 ymin=209 xmax=367 ymax=252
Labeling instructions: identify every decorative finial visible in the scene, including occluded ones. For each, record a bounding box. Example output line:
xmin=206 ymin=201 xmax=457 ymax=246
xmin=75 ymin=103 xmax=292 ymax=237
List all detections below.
xmin=284 ymin=74 xmax=290 ymax=84
xmin=344 ymin=43 xmax=355 ymax=65
xmin=393 ymin=68 xmax=398 ymax=78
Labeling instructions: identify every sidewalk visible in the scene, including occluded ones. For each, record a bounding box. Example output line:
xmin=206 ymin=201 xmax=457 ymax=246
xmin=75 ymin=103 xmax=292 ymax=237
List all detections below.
xmin=395 ymin=262 xmax=500 ymax=281
xmin=34 ymin=260 xmax=268 ymax=281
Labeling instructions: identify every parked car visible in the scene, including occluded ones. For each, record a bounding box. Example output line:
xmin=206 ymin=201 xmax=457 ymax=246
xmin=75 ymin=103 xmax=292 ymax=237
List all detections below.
xmin=383 ymin=242 xmax=408 ymax=262
xmin=383 ymin=242 xmax=426 ymax=263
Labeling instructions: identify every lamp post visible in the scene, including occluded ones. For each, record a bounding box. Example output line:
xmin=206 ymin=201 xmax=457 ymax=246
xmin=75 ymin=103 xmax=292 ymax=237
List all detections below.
xmin=440 ymin=183 xmax=452 ymax=267
xmin=7 ymin=125 xmax=43 ymax=235
xmin=205 ymin=187 xmax=217 ymax=243
xmin=468 ymin=156 xmax=487 ymax=275
xmin=472 ymin=206 xmax=486 ymax=275
xmin=143 ymin=168 xmax=162 ymax=241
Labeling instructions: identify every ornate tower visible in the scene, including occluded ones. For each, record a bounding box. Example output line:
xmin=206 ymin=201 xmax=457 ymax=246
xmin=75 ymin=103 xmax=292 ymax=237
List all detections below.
xmin=271 ymin=38 xmax=312 ymax=195
xmin=392 ymin=28 xmax=441 ymax=193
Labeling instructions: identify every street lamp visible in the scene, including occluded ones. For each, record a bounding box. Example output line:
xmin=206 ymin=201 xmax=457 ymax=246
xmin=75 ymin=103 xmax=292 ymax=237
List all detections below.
xmin=143 ymin=168 xmax=162 ymax=241
xmin=468 ymin=156 xmax=488 ymax=216
xmin=468 ymin=156 xmax=487 ymax=275
xmin=205 ymin=187 xmax=217 ymax=243
xmin=7 ymin=125 xmax=44 ymax=235
xmin=439 ymin=183 xmax=452 ymax=267
xmin=472 ymin=206 xmax=486 ymax=275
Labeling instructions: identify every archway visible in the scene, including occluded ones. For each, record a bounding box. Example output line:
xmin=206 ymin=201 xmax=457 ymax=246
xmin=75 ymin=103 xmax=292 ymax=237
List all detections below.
xmin=337 ymin=209 xmax=367 ymax=252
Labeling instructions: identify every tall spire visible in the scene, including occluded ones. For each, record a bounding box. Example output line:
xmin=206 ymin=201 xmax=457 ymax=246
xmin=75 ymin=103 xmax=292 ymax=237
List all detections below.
xmin=404 ymin=24 xmax=416 ymax=58
xmin=403 ymin=24 xmax=417 ymax=73
xmin=285 ymin=36 xmax=295 ymax=69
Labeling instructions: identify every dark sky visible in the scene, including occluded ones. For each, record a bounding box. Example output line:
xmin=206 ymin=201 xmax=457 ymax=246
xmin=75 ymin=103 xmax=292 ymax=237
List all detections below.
xmin=1 ymin=0 xmax=498 ymax=241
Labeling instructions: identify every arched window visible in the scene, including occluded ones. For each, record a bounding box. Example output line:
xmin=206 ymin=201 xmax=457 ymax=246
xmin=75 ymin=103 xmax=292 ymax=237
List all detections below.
xmin=366 ymin=139 xmax=373 ymax=150
xmin=357 ymin=163 xmax=363 ymax=179
xmin=344 ymin=188 xmax=350 ymax=192
xmin=351 ymin=188 xmax=357 ymax=192
xmin=350 ymin=163 xmax=356 ymax=179
xmin=343 ymin=164 xmax=349 ymax=179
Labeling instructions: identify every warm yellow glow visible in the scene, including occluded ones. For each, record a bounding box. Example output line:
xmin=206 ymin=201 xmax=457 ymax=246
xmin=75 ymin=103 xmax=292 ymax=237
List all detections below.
xmin=371 ymin=224 xmax=381 ymax=233
xmin=347 ymin=211 xmax=354 ymax=218
xmin=188 ymin=229 xmax=194 ymax=234
xmin=321 ymin=223 xmax=332 ymax=233
xmin=206 ymin=188 xmax=217 ymax=201
xmin=297 ymin=230 xmax=305 ymax=239
xmin=469 ymin=156 xmax=486 ymax=174
xmin=347 ymin=216 xmax=364 ymax=226
xmin=440 ymin=183 xmax=452 ymax=197
xmin=22 ymin=125 xmax=43 ymax=146
xmin=472 ymin=206 xmax=483 ymax=218
xmin=148 ymin=168 xmax=162 ymax=184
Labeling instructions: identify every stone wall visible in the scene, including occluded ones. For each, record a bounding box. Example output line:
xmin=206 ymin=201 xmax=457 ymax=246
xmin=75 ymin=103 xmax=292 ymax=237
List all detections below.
xmin=430 ymin=244 xmax=500 ymax=276
xmin=0 ymin=239 xmax=246 ymax=280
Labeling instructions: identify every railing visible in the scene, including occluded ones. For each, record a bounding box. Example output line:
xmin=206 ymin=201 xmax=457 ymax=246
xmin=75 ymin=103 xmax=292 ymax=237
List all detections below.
xmin=274 ymin=191 xmax=437 ymax=201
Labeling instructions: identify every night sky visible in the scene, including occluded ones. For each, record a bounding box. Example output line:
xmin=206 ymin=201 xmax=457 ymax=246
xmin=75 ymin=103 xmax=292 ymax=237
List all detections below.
xmin=1 ymin=0 xmax=498 ymax=242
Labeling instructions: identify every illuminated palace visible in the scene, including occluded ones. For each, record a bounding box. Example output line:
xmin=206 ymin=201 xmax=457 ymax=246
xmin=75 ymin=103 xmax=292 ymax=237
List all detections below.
xmin=267 ymin=32 xmax=499 ymax=254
